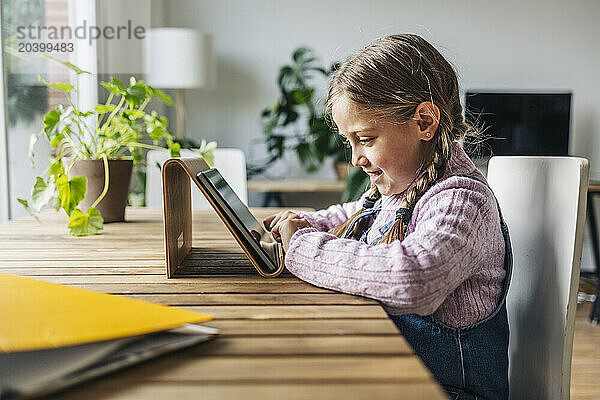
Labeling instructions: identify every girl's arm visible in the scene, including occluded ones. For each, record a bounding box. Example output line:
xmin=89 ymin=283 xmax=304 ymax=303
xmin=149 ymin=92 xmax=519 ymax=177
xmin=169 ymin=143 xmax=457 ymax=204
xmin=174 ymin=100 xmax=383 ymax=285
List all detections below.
xmin=284 ymin=179 xmax=504 ymax=315
xmin=290 ymin=193 xmax=366 ymax=232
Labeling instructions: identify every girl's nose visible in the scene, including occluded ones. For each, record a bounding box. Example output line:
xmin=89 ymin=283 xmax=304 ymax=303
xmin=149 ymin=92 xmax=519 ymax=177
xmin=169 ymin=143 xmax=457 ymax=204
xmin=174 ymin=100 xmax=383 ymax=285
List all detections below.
xmin=352 ymin=150 xmax=368 ymax=167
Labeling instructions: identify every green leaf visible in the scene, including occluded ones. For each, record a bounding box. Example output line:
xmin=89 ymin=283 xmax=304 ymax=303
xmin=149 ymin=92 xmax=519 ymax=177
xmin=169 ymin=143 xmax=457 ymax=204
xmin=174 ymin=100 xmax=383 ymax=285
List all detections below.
xmin=42 ymin=106 xmax=74 ymax=143
xmin=292 ymin=47 xmax=311 ymax=63
xmin=41 ymin=54 xmax=90 ymax=75
xmin=111 ymin=77 xmax=126 ymax=91
xmin=28 ymin=132 xmax=41 ymax=165
xmin=311 ymin=66 xmax=328 ymax=75
xmin=50 ymin=133 xmax=65 ymax=147
xmin=101 ymin=81 xmax=124 ymax=95
xmin=149 ymin=86 xmax=173 ymax=105
xmin=277 ymin=66 xmax=294 ymax=89
xmin=198 ymin=139 xmax=217 ymax=167
xmin=124 ymin=110 xmax=144 ymax=120
xmin=31 ymin=177 xmax=57 ymax=211
xmin=48 ymin=159 xmax=64 ymax=177
xmin=296 ymin=142 xmax=319 ymax=173
xmin=43 ymin=108 xmax=60 ymax=133
xmin=68 ymin=208 xmax=104 ymax=236
xmin=132 ymin=148 xmax=142 ymax=163
xmin=17 ymin=198 xmax=40 ymax=222
xmin=73 ymin=110 xmax=94 ymax=117
xmin=147 ymin=126 xmax=165 ymax=142
xmin=282 ymin=107 xmax=298 ymax=125
xmin=267 ymin=135 xmax=285 ymax=157
xmin=125 ymin=83 xmax=147 ymax=107
xmin=94 ymin=104 xmax=116 ymax=114
xmin=169 ymin=142 xmax=181 ymax=157
xmin=291 ymin=88 xmax=314 ymax=105
xmin=111 ymin=132 xmax=122 ymax=140
xmin=312 ymin=129 xmax=330 ymax=160
xmin=38 ymin=75 xmax=73 ymax=92
xmin=56 ymin=174 xmax=87 ymax=216
xmin=200 ymin=139 xmax=217 ymax=152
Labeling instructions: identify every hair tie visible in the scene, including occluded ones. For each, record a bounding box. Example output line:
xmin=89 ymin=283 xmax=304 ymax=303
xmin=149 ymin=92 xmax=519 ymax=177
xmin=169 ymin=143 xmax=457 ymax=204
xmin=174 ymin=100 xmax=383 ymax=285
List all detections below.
xmin=395 ymin=208 xmax=412 ymax=225
xmin=362 ymin=196 xmax=378 ymax=209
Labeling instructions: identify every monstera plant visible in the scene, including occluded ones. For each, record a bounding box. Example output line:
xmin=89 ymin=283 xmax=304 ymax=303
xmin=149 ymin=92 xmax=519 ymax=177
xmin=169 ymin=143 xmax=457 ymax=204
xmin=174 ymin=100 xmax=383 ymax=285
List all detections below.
xmin=250 ymin=47 xmax=369 ymax=200
xmin=249 ymin=47 xmax=348 ymax=176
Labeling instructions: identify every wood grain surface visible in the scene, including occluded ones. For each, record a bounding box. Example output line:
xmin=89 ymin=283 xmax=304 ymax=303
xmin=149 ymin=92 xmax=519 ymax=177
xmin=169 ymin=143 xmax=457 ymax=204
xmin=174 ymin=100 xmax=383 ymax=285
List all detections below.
xmin=1 ymin=208 xmax=446 ymax=400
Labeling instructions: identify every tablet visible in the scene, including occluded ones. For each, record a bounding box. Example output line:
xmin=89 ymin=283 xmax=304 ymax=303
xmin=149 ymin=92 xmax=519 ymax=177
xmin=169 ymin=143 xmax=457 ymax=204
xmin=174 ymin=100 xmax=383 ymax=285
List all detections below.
xmin=195 ymin=168 xmax=283 ymax=276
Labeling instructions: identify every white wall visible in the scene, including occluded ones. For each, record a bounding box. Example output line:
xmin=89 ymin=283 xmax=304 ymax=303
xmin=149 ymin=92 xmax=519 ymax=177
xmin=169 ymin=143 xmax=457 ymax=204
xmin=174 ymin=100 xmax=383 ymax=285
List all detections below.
xmin=162 ymin=0 xmax=600 ymax=180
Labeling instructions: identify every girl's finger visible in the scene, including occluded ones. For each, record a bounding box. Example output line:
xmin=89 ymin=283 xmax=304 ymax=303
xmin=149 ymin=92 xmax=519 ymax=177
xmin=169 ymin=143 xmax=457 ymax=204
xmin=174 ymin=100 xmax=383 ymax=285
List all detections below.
xmin=272 ymin=216 xmax=294 ymax=240
xmin=271 ymin=224 xmax=282 ymax=242
xmin=270 ymin=212 xmax=285 ymax=228
xmin=264 ymin=211 xmax=285 ymax=230
xmin=263 ymin=214 xmax=276 ymax=230
xmin=266 ymin=211 xmax=298 ymax=230
xmin=271 ymin=220 xmax=283 ymax=236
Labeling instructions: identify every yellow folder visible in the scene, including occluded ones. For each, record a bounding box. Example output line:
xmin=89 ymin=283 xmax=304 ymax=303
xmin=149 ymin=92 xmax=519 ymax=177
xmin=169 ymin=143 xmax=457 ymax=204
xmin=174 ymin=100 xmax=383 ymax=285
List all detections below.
xmin=0 ymin=274 xmax=212 ymax=352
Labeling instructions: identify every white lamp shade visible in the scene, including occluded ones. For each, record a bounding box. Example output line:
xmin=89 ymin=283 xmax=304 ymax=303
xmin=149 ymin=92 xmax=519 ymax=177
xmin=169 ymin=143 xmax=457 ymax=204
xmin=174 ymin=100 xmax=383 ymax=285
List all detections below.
xmin=145 ymin=28 xmax=214 ymax=89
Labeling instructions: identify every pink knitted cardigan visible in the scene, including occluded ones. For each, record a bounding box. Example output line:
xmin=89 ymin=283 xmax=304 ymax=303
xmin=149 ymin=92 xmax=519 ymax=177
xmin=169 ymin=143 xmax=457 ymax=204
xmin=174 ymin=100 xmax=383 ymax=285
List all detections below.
xmin=286 ymin=143 xmax=506 ymax=328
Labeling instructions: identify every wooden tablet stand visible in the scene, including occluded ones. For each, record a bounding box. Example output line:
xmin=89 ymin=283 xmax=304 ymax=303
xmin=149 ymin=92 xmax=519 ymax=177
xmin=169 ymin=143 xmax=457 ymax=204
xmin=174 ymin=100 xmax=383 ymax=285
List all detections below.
xmin=161 ymin=157 xmax=284 ymax=278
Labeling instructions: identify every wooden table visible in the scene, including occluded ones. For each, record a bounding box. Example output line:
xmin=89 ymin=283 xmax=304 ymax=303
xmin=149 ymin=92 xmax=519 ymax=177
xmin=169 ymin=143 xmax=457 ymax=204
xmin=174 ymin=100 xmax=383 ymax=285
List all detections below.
xmin=0 ymin=208 xmax=445 ymax=400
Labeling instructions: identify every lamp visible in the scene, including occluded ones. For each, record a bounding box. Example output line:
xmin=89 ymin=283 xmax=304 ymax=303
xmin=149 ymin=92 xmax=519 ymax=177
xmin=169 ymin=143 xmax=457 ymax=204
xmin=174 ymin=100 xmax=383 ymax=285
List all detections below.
xmin=144 ymin=28 xmax=214 ymax=141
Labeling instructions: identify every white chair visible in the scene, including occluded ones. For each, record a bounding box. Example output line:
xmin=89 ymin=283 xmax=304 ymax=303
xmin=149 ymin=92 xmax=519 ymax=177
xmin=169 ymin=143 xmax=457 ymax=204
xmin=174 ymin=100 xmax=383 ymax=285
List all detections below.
xmin=145 ymin=148 xmax=247 ymax=209
xmin=487 ymin=156 xmax=589 ymax=400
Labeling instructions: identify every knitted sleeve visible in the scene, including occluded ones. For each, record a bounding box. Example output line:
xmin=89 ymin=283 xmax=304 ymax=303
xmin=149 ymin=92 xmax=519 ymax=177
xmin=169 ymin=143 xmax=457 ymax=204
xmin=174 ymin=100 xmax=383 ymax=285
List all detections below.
xmin=284 ymin=180 xmax=503 ymax=316
xmin=291 ymin=193 xmax=366 ymax=232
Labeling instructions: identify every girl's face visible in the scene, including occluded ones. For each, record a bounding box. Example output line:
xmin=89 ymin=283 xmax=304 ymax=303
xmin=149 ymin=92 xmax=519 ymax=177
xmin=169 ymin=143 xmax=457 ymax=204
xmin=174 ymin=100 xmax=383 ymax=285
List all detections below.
xmin=332 ymin=96 xmax=426 ymax=196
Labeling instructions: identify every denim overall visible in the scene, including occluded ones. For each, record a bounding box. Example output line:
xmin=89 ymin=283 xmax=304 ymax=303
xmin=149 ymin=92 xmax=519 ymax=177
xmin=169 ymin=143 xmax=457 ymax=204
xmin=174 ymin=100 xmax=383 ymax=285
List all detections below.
xmin=346 ymin=176 xmax=513 ymax=400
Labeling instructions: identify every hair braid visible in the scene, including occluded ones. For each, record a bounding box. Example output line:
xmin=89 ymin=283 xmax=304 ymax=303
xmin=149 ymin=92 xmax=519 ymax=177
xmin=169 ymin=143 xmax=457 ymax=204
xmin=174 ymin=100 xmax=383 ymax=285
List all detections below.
xmin=328 ymin=185 xmax=381 ymax=238
xmin=378 ymin=129 xmax=453 ymax=243
xmin=325 ymin=34 xmax=476 ymax=244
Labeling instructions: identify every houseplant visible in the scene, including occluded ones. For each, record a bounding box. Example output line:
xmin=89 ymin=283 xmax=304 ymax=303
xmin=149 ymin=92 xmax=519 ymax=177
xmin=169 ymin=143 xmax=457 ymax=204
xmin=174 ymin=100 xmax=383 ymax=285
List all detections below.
xmin=249 ymin=47 xmax=370 ymax=201
xmin=19 ymin=55 xmax=188 ymax=236
xmin=248 ymin=47 xmax=349 ymax=177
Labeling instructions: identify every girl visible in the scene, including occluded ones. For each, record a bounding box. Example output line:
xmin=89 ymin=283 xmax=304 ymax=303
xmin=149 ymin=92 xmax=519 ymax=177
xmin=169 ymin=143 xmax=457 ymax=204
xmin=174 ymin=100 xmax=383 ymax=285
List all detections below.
xmin=264 ymin=34 xmax=512 ymax=400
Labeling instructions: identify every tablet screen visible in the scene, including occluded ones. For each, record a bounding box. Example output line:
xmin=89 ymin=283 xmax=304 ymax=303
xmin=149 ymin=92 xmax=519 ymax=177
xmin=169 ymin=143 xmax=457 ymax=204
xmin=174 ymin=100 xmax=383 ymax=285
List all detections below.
xmin=196 ymin=169 xmax=279 ymax=273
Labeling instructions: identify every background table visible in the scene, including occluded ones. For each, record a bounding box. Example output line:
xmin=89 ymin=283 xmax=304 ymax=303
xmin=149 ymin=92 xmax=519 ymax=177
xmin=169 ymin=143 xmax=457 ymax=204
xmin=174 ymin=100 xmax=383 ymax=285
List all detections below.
xmin=0 ymin=208 xmax=445 ymax=399
xmin=248 ymin=179 xmax=345 ymax=207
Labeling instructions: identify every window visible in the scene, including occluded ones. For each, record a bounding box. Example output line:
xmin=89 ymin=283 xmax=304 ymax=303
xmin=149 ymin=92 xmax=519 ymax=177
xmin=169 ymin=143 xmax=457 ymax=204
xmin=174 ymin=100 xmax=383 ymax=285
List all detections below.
xmin=1 ymin=0 xmax=74 ymax=220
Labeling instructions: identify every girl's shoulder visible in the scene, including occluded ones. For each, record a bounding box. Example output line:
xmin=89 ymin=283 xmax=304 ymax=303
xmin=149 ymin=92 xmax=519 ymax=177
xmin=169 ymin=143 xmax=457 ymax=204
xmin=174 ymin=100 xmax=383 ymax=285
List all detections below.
xmin=411 ymin=174 xmax=500 ymax=225
xmin=415 ymin=143 xmax=498 ymax=211
xmin=428 ymin=174 xmax=494 ymax=199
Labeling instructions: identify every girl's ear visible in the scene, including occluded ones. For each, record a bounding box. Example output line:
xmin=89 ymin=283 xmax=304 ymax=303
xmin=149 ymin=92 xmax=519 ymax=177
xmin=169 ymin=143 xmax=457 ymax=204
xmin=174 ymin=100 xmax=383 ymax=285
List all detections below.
xmin=414 ymin=102 xmax=440 ymax=141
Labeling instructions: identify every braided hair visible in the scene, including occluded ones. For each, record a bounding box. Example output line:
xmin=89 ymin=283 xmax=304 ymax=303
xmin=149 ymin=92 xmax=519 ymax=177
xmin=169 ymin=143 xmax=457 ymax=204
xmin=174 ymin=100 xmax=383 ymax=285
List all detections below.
xmin=327 ymin=34 xmax=477 ymax=242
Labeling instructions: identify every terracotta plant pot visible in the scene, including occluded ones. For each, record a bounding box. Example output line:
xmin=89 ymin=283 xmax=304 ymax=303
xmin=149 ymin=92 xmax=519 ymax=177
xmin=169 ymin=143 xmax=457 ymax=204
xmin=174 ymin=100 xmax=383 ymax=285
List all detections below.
xmin=68 ymin=159 xmax=133 ymax=223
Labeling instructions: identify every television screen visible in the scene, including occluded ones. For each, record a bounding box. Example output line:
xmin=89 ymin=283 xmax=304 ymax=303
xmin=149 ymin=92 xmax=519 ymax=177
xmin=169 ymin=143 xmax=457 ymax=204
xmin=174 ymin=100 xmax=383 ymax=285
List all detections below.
xmin=464 ymin=92 xmax=571 ymax=158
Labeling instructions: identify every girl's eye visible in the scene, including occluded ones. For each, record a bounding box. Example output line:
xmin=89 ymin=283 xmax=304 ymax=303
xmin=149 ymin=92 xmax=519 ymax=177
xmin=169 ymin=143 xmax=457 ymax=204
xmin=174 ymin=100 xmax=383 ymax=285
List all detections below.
xmin=358 ymin=137 xmax=374 ymax=145
xmin=340 ymin=137 xmax=351 ymax=148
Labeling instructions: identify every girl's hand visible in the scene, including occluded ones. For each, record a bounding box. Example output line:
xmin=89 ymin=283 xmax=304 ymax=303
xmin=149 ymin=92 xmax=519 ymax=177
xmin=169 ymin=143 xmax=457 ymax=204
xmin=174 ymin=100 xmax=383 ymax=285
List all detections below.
xmin=276 ymin=218 xmax=313 ymax=252
xmin=263 ymin=211 xmax=312 ymax=251
xmin=263 ymin=210 xmax=302 ymax=234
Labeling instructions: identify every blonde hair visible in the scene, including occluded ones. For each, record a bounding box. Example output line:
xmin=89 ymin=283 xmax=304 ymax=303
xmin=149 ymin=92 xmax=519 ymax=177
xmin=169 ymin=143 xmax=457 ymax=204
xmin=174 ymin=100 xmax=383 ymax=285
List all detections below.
xmin=327 ymin=34 xmax=476 ymax=243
